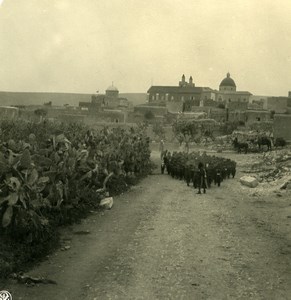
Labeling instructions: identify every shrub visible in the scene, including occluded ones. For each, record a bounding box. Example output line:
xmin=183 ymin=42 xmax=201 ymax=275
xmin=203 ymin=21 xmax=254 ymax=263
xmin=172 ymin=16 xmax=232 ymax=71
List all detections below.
xmin=0 ymin=119 xmax=153 ymax=277
xmin=275 ymin=137 xmax=287 ymax=147
xmin=144 ymin=110 xmax=154 ymax=120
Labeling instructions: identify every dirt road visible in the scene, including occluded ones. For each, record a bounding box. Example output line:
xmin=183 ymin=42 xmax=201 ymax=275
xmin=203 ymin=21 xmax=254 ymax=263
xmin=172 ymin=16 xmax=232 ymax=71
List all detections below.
xmin=2 ymin=151 xmax=291 ymax=300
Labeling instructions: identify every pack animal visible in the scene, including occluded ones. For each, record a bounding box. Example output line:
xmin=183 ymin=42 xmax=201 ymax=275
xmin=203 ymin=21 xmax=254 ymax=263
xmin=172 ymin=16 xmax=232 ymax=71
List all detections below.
xmin=257 ymin=136 xmax=272 ymax=151
xmin=233 ymin=137 xmax=248 ymax=154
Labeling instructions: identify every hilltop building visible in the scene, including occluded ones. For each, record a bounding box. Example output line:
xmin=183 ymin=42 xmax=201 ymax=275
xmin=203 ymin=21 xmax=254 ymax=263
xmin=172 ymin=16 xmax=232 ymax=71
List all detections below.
xmin=146 ymin=73 xmax=252 ymax=114
xmin=249 ymin=94 xmax=291 ymax=114
xmin=147 ymin=75 xmax=216 ymax=113
xmin=79 ymin=84 xmax=132 ymax=113
xmin=216 ymin=73 xmax=252 ymax=105
xmin=78 ymin=84 xmax=133 ymax=123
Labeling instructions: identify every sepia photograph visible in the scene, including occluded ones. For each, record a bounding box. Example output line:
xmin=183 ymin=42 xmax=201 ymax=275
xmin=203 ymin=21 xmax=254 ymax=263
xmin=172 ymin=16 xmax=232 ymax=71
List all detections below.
xmin=0 ymin=0 xmax=291 ymax=299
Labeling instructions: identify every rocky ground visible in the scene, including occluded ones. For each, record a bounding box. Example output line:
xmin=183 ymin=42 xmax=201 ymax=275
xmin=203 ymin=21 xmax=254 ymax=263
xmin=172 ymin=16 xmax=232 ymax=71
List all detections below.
xmin=1 ymin=148 xmax=291 ymax=300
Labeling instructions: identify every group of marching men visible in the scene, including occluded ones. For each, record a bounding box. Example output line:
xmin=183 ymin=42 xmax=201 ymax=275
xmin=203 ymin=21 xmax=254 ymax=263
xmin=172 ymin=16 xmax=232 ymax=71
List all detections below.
xmin=161 ymin=150 xmax=237 ymax=194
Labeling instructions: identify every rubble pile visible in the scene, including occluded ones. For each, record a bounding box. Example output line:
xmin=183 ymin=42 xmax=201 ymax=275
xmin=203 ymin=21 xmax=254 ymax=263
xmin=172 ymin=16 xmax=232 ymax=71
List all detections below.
xmin=243 ymin=150 xmax=291 ymax=193
xmin=257 ymin=166 xmax=291 ymax=183
xmin=260 ymin=150 xmax=291 ymax=179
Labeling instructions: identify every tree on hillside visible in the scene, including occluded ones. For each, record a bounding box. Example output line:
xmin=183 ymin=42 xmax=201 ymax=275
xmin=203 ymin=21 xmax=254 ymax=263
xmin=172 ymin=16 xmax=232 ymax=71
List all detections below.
xmin=172 ymin=119 xmax=218 ymax=143
xmin=220 ymin=121 xmax=239 ymax=135
xmin=144 ymin=110 xmax=154 ymax=120
xmin=152 ymin=122 xmax=165 ymax=140
xmin=172 ymin=119 xmax=198 ymax=140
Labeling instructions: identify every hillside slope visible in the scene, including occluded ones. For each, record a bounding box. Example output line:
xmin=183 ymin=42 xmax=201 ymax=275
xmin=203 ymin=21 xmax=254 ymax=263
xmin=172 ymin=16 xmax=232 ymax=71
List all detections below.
xmin=0 ymin=91 xmax=147 ymax=107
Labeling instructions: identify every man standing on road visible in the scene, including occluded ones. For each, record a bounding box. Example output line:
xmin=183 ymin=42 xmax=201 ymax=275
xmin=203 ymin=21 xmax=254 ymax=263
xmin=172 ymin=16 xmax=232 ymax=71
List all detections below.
xmin=159 ymin=139 xmax=164 ymax=159
xmin=215 ymin=166 xmax=222 ymax=187
xmin=197 ymin=162 xmax=207 ymax=194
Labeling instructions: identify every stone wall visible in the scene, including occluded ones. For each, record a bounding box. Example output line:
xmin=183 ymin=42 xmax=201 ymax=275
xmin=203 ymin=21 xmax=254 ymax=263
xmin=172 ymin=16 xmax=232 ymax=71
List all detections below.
xmin=266 ymin=97 xmax=289 ymax=113
xmin=245 ymin=110 xmax=271 ymax=124
xmin=274 ymin=114 xmax=291 ymax=141
xmin=166 ymin=101 xmax=183 ymax=113
xmin=228 ymin=101 xmax=248 ymax=111
xmin=134 ymin=105 xmax=167 ymax=116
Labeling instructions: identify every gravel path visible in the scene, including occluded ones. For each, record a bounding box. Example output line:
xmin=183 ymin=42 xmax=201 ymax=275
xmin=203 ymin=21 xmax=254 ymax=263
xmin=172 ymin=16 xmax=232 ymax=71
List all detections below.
xmin=2 ymin=151 xmax=291 ymax=300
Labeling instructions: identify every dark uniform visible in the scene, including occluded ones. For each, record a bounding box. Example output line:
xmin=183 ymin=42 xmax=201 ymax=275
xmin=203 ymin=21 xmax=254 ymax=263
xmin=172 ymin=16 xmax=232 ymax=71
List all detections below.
xmin=197 ymin=162 xmax=207 ymax=194
xmin=215 ymin=167 xmax=222 ymax=187
xmin=164 ymin=150 xmax=237 ymax=193
xmin=184 ymin=159 xmax=193 ymax=186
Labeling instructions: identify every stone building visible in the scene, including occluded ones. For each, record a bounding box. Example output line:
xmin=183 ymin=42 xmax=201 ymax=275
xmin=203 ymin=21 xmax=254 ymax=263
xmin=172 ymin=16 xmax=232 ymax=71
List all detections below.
xmin=249 ymin=95 xmax=267 ymax=109
xmin=249 ymin=94 xmax=291 ymax=114
xmin=274 ymin=114 xmax=291 ymax=142
xmin=78 ymin=84 xmax=132 ymax=123
xmin=215 ymin=73 xmax=252 ymax=105
xmin=227 ymin=101 xmax=248 ymax=111
xmin=264 ymin=96 xmax=290 ymax=114
xmin=145 ymin=73 xmax=291 ymax=131
xmin=147 ymin=73 xmax=252 ymax=113
xmin=147 ymin=75 xmax=209 ymax=113
xmin=0 ymin=106 xmax=19 ymax=119
xmin=245 ymin=110 xmax=271 ymax=124
xmin=79 ymin=84 xmax=132 ymax=113
xmin=93 ymin=85 xmax=131 ymax=110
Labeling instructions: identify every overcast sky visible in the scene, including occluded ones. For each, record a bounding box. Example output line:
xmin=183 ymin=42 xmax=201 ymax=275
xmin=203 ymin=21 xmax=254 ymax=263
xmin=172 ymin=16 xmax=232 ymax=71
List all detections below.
xmin=0 ymin=0 xmax=291 ymax=96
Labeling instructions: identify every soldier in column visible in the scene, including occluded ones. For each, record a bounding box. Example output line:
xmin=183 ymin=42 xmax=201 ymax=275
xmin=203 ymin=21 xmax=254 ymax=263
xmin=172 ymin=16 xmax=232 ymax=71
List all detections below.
xmin=197 ymin=162 xmax=207 ymax=194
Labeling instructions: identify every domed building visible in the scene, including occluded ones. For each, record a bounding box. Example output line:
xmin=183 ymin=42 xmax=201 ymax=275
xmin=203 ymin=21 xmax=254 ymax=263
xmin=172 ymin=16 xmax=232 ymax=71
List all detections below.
xmin=216 ymin=72 xmax=251 ymax=106
xmin=79 ymin=83 xmax=132 ymax=123
xmin=89 ymin=83 xmax=130 ymax=109
xmin=219 ymin=72 xmax=236 ymax=92
xmin=106 ymin=84 xmax=119 ymax=98
xmin=214 ymin=72 xmax=252 ymax=123
xmin=146 ymin=72 xmax=253 ymax=122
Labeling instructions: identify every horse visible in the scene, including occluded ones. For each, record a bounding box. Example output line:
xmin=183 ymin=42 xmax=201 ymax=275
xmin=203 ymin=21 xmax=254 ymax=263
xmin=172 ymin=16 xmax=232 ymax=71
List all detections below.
xmin=232 ymin=137 xmax=248 ymax=154
xmin=257 ymin=136 xmax=272 ymax=151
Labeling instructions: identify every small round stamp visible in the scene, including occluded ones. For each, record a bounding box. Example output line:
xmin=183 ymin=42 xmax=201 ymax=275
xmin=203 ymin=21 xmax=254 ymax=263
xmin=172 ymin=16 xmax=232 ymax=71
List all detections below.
xmin=0 ymin=290 xmax=12 ymax=300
